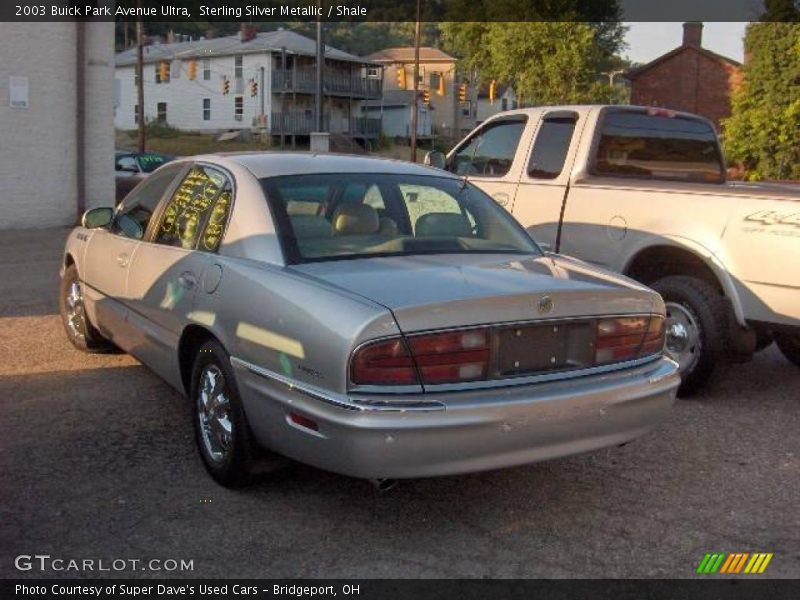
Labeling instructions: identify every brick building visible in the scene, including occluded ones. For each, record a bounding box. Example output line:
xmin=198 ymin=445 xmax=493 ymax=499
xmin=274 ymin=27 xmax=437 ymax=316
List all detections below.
xmin=625 ymin=23 xmax=743 ymax=131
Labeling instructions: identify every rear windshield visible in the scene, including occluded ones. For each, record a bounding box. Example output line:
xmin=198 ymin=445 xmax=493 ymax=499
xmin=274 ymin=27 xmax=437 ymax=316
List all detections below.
xmin=593 ymin=110 xmax=725 ymax=183
xmin=262 ymin=173 xmax=541 ymax=264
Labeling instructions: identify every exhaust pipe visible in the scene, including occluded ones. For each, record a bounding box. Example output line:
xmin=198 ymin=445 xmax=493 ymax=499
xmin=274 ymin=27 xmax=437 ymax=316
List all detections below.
xmin=370 ymin=478 xmax=398 ymax=493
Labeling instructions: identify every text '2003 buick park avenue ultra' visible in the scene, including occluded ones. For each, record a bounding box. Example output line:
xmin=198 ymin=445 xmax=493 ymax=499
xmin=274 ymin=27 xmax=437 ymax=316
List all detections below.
xmin=60 ymin=154 xmax=679 ymax=487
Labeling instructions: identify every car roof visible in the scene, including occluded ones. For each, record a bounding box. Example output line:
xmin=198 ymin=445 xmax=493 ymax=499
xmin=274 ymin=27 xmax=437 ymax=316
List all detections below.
xmin=187 ymin=152 xmax=457 ymax=180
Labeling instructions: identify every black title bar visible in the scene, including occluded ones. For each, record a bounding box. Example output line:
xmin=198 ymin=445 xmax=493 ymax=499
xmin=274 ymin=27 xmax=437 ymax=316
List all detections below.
xmin=3 ymin=0 xmax=799 ymax=22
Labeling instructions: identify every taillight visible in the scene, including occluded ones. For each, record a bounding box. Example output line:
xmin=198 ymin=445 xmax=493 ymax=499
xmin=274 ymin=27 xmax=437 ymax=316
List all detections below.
xmin=595 ymin=315 xmax=665 ymax=365
xmin=408 ymin=328 xmax=490 ymax=385
xmin=350 ymin=338 xmax=417 ymax=385
xmin=350 ymin=328 xmax=490 ymax=386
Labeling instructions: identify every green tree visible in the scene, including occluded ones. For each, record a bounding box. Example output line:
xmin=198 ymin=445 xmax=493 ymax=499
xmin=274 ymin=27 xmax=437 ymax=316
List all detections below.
xmin=441 ymin=21 xmax=626 ymax=105
xmin=723 ymin=23 xmax=800 ymax=180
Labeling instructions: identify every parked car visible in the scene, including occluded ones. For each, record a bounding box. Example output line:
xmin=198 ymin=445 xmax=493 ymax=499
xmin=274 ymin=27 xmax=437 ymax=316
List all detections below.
xmin=60 ymin=153 xmax=679 ymax=487
xmin=115 ymin=151 xmax=174 ymax=202
xmin=428 ymin=106 xmax=800 ymax=395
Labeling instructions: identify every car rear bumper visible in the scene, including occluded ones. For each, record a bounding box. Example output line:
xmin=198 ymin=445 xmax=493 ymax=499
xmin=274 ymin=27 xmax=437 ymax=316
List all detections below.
xmin=233 ymin=356 xmax=679 ymax=479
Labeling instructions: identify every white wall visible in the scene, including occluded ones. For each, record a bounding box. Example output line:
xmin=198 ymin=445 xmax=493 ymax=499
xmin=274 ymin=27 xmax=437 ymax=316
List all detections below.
xmin=115 ymin=52 xmax=272 ymax=132
xmin=0 ymin=22 xmax=115 ymax=229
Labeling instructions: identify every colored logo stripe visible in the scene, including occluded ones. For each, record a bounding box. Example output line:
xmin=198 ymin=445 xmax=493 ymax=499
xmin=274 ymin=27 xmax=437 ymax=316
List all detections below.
xmin=698 ymin=552 xmax=773 ymax=574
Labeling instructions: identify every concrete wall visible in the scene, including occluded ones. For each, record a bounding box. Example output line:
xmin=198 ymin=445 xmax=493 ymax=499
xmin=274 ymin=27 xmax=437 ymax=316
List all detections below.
xmin=629 ymin=48 xmax=743 ymax=131
xmin=0 ymin=22 xmax=115 ymax=229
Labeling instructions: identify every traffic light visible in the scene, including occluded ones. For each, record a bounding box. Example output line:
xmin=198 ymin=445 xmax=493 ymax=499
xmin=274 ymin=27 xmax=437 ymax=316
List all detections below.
xmin=422 ymin=88 xmax=431 ymax=106
xmin=158 ymin=61 xmax=169 ymax=83
xmin=458 ymin=83 xmax=467 ymax=104
xmin=397 ymin=66 xmax=406 ymax=89
xmin=250 ymin=79 xmax=258 ymax=98
xmin=222 ymin=77 xmax=230 ymax=95
xmin=489 ymin=80 xmax=497 ymax=104
xmin=187 ymin=59 xmax=197 ymax=81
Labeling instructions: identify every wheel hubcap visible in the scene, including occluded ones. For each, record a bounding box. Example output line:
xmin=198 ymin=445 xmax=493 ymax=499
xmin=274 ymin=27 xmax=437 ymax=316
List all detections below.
xmin=664 ymin=301 xmax=701 ymax=375
xmin=197 ymin=365 xmax=233 ymax=462
xmin=65 ymin=281 xmax=87 ymax=341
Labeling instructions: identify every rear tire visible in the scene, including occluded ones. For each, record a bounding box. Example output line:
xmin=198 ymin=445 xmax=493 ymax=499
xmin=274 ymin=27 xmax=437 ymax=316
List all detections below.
xmin=59 ymin=264 xmax=113 ymax=353
xmin=191 ymin=339 xmax=261 ymax=487
xmin=651 ymin=276 xmax=728 ymax=397
xmin=775 ymin=333 xmax=800 ymax=368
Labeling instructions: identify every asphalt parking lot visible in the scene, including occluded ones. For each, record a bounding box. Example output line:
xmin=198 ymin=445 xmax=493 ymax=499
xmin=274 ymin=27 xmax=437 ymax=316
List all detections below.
xmin=1 ymin=227 xmax=798 ymax=579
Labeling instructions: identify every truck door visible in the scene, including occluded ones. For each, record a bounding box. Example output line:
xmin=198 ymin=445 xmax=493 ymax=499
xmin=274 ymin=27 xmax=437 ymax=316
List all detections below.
xmin=510 ymin=111 xmax=583 ymax=252
xmin=446 ymin=115 xmax=528 ymax=213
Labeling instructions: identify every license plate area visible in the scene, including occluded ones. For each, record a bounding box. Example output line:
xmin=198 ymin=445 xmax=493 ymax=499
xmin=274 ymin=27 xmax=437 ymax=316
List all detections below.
xmin=495 ymin=321 xmax=596 ymax=377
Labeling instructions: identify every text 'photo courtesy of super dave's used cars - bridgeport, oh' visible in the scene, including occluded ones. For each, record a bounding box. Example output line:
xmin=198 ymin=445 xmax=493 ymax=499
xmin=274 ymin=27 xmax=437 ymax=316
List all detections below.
xmin=60 ymin=152 xmax=679 ymax=487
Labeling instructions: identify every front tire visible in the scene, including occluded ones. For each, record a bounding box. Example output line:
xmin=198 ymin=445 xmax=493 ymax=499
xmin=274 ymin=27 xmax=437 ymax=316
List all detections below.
xmin=192 ymin=340 xmax=260 ymax=487
xmin=775 ymin=333 xmax=800 ymax=368
xmin=651 ymin=276 xmax=728 ymax=397
xmin=59 ymin=264 xmax=113 ymax=352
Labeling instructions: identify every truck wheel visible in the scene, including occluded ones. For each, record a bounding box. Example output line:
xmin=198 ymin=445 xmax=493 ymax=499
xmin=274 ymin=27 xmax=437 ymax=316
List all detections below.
xmin=192 ymin=339 xmax=262 ymax=487
xmin=775 ymin=333 xmax=800 ymax=367
xmin=651 ymin=276 xmax=727 ymax=397
xmin=59 ymin=264 xmax=113 ymax=352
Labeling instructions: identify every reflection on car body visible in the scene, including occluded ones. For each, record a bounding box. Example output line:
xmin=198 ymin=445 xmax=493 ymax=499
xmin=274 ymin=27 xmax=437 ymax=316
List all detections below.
xmin=60 ymin=153 xmax=679 ymax=487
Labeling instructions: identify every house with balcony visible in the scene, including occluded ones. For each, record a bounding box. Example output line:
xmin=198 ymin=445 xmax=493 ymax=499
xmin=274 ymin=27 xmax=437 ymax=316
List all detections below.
xmin=114 ymin=27 xmax=382 ymax=143
xmin=366 ymin=47 xmax=476 ymax=141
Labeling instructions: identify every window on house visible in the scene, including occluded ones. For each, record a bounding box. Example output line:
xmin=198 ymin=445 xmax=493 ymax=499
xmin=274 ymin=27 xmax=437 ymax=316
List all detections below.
xmin=172 ymin=60 xmax=180 ymax=79
xmin=134 ymin=104 xmax=139 ymax=124
xmin=528 ymin=115 xmax=578 ymax=179
xmin=417 ymin=66 xmax=425 ymax=85
xmin=234 ymin=55 xmax=243 ymax=79
xmin=234 ymin=96 xmax=243 ymax=121
xmin=203 ymin=58 xmax=211 ymax=81
xmin=157 ymin=102 xmax=167 ymax=123
xmin=461 ymin=101 xmax=472 ymax=117
xmin=366 ymin=67 xmax=380 ymax=79
xmin=134 ymin=70 xmax=140 ymax=88
xmin=203 ymin=98 xmax=211 ymax=121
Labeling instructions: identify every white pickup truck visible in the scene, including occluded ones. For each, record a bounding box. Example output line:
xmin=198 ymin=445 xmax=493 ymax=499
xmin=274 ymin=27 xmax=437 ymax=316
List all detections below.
xmin=427 ymin=105 xmax=800 ymax=395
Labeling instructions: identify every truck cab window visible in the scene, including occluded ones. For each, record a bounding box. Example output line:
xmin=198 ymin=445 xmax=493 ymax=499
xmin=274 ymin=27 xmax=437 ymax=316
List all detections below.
xmin=449 ymin=118 xmax=526 ymax=178
xmin=593 ymin=110 xmax=724 ymax=183
xmin=528 ymin=116 xmax=577 ymax=179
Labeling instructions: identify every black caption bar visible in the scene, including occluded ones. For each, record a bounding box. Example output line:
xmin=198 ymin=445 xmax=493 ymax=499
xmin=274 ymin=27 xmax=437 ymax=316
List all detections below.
xmin=2 ymin=0 xmax=798 ymax=22
xmin=4 ymin=579 xmax=800 ymax=600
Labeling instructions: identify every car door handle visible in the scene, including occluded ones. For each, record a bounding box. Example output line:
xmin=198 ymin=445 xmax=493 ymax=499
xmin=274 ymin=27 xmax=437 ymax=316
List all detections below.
xmin=116 ymin=253 xmax=129 ymax=267
xmin=178 ymin=272 xmax=197 ymax=289
xmin=493 ymin=192 xmax=510 ymax=207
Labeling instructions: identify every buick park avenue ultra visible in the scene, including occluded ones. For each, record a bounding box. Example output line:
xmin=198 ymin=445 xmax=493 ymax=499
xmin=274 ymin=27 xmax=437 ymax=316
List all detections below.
xmin=428 ymin=106 xmax=800 ymax=395
xmin=60 ymin=154 xmax=678 ymax=487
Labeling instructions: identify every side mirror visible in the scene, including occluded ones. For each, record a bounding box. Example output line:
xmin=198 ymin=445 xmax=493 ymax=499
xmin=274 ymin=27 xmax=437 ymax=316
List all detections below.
xmin=81 ymin=207 xmax=113 ymax=229
xmin=424 ymin=150 xmax=446 ymax=170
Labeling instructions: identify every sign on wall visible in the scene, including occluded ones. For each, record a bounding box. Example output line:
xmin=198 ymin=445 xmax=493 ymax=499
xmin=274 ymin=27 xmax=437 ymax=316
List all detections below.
xmin=9 ymin=76 xmax=29 ymax=109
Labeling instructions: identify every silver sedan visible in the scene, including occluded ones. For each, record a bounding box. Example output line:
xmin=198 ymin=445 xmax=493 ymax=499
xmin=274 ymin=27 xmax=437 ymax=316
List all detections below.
xmin=60 ymin=153 xmax=679 ymax=487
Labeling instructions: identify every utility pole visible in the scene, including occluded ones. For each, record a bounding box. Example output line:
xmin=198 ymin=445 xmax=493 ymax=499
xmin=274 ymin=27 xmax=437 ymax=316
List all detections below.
xmin=136 ymin=0 xmax=145 ymax=153
xmin=315 ymin=0 xmax=324 ymax=132
xmin=409 ymin=0 xmax=421 ymax=162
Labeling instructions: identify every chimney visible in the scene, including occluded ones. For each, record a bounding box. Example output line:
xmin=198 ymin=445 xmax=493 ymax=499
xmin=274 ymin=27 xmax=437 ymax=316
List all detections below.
xmin=683 ymin=22 xmax=703 ymax=47
xmin=240 ymin=24 xmax=258 ymax=43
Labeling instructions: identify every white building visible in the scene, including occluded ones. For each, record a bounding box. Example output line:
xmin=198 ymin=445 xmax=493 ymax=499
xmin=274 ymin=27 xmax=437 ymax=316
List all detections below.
xmin=1 ymin=23 xmax=115 ymax=229
xmin=476 ymin=82 xmax=518 ymax=123
xmin=114 ymin=28 xmax=382 ymax=143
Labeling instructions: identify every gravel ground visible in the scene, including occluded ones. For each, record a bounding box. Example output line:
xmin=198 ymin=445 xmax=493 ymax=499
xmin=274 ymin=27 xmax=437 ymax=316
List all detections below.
xmin=1 ymin=228 xmax=798 ymax=579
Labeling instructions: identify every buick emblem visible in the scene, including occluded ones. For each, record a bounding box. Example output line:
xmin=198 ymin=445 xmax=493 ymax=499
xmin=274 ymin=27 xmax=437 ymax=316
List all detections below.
xmin=537 ymin=296 xmax=554 ymax=314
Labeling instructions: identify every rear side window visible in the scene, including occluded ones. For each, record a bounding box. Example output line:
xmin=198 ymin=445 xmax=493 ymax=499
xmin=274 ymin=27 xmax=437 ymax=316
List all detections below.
xmin=154 ymin=165 xmax=233 ymax=252
xmin=593 ymin=110 xmax=724 ymax=183
xmin=528 ymin=115 xmax=577 ymax=179
xmin=449 ymin=118 xmax=526 ymax=178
